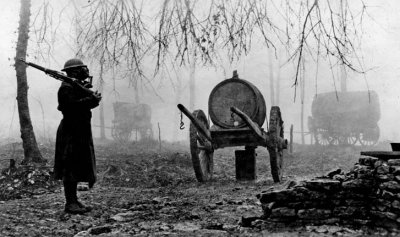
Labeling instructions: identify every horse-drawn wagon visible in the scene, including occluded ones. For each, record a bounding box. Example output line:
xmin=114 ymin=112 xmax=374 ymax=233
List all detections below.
xmin=178 ymin=71 xmax=287 ymax=182
xmin=111 ymin=102 xmax=153 ymax=142
xmin=308 ymin=91 xmax=380 ymax=146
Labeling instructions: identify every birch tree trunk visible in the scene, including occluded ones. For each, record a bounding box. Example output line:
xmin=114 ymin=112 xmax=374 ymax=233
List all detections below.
xmin=15 ymin=0 xmax=45 ymax=164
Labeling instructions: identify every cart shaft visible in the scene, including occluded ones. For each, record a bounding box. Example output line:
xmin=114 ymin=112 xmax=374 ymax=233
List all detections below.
xmin=177 ymin=104 xmax=212 ymax=143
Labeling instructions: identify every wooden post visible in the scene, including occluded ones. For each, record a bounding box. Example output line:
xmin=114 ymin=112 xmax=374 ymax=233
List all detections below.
xmin=235 ymin=147 xmax=256 ymax=181
xmin=290 ymin=124 xmax=293 ymax=153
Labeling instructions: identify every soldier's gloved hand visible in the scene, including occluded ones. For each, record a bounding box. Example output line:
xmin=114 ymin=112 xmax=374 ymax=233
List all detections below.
xmin=92 ymin=91 xmax=102 ymax=102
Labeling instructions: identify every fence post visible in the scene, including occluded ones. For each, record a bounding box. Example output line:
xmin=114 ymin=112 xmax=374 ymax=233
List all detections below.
xmin=158 ymin=122 xmax=161 ymax=150
xmin=290 ymin=124 xmax=293 ymax=153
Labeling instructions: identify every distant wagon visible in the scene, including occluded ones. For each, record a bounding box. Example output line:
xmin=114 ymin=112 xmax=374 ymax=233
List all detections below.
xmin=111 ymin=102 xmax=153 ymax=142
xmin=308 ymin=91 xmax=380 ymax=146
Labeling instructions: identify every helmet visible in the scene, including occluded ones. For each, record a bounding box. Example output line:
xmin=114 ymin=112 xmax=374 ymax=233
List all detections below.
xmin=61 ymin=58 xmax=87 ymax=71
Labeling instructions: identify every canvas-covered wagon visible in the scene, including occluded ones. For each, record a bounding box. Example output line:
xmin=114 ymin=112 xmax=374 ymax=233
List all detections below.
xmin=111 ymin=102 xmax=153 ymax=142
xmin=308 ymin=91 xmax=380 ymax=146
xmin=178 ymin=71 xmax=287 ymax=183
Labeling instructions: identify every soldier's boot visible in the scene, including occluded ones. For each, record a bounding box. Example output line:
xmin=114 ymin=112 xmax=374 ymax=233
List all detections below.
xmin=63 ymin=180 xmax=87 ymax=214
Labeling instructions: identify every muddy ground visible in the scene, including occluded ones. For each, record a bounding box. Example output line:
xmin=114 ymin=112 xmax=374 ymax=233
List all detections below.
xmin=0 ymin=140 xmax=395 ymax=236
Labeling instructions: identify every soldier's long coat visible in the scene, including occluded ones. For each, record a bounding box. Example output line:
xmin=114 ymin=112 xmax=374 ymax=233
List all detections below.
xmin=54 ymin=82 xmax=99 ymax=187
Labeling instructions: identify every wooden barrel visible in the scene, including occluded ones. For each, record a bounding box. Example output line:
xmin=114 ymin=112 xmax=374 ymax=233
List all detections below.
xmin=208 ymin=78 xmax=266 ymax=128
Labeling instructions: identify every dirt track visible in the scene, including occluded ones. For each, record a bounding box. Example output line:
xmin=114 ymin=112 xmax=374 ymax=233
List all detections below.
xmin=0 ymin=140 xmax=393 ymax=236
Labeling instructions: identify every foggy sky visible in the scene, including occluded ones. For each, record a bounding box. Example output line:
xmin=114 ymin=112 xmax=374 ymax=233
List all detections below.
xmin=1 ymin=1 xmax=400 ymax=144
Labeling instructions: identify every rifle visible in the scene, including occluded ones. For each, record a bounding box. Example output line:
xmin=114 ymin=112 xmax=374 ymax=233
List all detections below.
xmin=18 ymin=58 xmax=95 ymax=96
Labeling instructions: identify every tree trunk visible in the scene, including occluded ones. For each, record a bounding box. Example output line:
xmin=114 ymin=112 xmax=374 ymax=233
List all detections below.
xmin=133 ymin=77 xmax=140 ymax=104
xmin=98 ymin=60 xmax=106 ymax=140
xmin=189 ymin=57 xmax=196 ymax=111
xmin=276 ymin=55 xmax=281 ymax=106
xmin=15 ymin=0 xmax=45 ymax=164
xmin=300 ymin=58 xmax=305 ymax=145
xmin=340 ymin=65 xmax=347 ymax=92
xmin=268 ymin=50 xmax=275 ymax=106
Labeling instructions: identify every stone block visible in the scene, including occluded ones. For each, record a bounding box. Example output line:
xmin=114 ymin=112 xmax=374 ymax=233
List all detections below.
xmin=356 ymin=172 xmax=375 ymax=180
xmin=332 ymin=174 xmax=345 ymax=182
xmin=375 ymin=174 xmax=394 ymax=182
xmin=374 ymin=218 xmax=399 ymax=231
xmin=342 ymin=179 xmax=375 ymax=193
xmin=359 ymin=156 xmax=378 ymax=166
xmin=261 ymin=202 xmax=275 ymax=217
xmin=333 ymin=206 xmax=365 ymax=217
xmin=374 ymin=159 xmax=387 ymax=168
xmin=270 ymin=207 xmax=296 ymax=218
xmin=380 ymin=181 xmax=400 ymax=192
xmin=390 ymin=165 xmax=400 ymax=175
xmin=323 ymin=168 xmax=342 ymax=178
xmin=297 ymin=208 xmax=331 ymax=219
xmin=373 ymin=199 xmax=391 ymax=212
xmin=388 ymin=159 xmax=400 ymax=166
xmin=392 ymin=200 xmax=400 ymax=210
xmin=295 ymin=187 xmax=328 ymax=201
xmin=382 ymin=190 xmax=396 ymax=200
xmin=304 ymin=179 xmax=341 ymax=192
xmin=258 ymin=189 xmax=297 ymax=204
xmin=376 ymin=165 xmax=390 ymax=175
xmin=343 ymin=199 xmax=367 ymax=207
xmin=352 ymin=219 xmax=372 ymax=226
xmin=353 ymin=164 xmax=373 ymax=173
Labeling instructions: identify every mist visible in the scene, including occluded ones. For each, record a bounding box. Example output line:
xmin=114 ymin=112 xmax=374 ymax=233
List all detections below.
xmin=1 ymin=0 xmax=400 ymax=145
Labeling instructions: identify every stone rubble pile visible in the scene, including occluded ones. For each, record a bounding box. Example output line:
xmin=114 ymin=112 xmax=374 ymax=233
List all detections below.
xmin=257 ymin=156 xmax=400 ymax=230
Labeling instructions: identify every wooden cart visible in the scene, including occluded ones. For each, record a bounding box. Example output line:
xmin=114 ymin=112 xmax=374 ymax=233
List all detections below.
xmin=178 ymin=71 xmax=287 ymax=182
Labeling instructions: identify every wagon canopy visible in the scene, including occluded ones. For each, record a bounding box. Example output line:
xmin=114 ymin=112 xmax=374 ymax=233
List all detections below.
xmin=112 ymin=102 xmax=152 ymax=128
xmin=311 ymin=90 xmax=380 ymax=124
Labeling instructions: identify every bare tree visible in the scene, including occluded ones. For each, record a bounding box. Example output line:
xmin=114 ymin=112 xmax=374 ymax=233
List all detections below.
xmin=156 ymin=0 xmax=367 ymax=92
xmin=15 ymin=0 xmax=46 ymax=164
xmin=73 ymin=0 xmax=367 ymax=99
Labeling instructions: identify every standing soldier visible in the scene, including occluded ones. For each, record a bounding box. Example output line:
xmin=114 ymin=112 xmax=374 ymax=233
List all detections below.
xmin=54 ymin=59 xmax=102 ymax=214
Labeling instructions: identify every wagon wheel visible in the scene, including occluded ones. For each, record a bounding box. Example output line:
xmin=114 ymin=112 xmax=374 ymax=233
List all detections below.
xmin=190 ymin=110 xmax=214 ymax=182
xmin=338 ymin=132 xmax=359 ymax=145
xmin=139 ymin=125 xmax=153 ymax=140
xmin=268 ymin=106 xmax=284 ymax=183
xmin=359 ymin=126 xmax=380 ymax=146
xmin=111 ymin=124 xmax=132 ymax=143
xmin=328 ymin=134 xmax=339 ymax=146
xmin=315 ymin=128 xmax=330 ymax=146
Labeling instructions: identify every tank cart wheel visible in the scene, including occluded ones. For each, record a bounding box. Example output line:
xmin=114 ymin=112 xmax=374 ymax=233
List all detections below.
xmin=359 ymin=126 xmax=380 ymax=146
xmin=315 ymin=128 xmax=330 ymax=146
xmin=190 ymin=110 xmax=214 ymax=182
xmin=268 ymin=106 xmax=284 ymax=183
